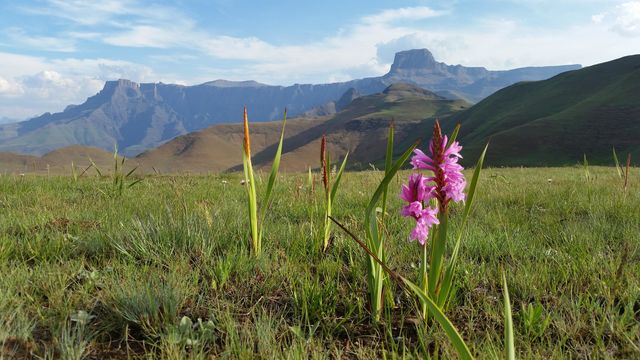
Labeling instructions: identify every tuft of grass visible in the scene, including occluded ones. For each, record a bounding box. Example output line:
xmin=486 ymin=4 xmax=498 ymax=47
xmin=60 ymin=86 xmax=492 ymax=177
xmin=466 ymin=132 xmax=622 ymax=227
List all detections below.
xmin=320 ymin=135 xmax=349 ymax=251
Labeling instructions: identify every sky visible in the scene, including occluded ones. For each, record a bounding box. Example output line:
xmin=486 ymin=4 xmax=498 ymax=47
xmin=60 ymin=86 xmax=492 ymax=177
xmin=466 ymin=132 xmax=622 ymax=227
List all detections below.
xmin=0 ymin=0 xmax=638 ymax=120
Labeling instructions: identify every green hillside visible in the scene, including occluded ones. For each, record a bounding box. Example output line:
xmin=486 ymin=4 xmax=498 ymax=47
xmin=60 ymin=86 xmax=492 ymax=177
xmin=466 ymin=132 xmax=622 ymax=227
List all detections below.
xmin=452 ymin=55 xmax=640 ymax=166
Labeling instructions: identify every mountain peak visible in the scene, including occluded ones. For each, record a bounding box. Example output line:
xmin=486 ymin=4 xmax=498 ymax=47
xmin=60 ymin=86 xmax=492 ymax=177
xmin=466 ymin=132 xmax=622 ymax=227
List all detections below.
xmin=390 ymin=49 xmax=437 ymax=72
xmin=105 ymin=79 xmax=140 ymax=89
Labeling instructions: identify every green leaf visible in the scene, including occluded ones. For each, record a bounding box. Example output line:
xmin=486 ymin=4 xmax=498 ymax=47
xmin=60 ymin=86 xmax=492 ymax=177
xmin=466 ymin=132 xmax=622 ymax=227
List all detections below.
xmin=403 ymin=278 xmax=474 ymax=360
xmin=428 ymin=212 xmax=448 ymax=299
xmin=242 ymin=143 xmax=259 ymax=255
xmin=446 ymin=123 xmax=461 ymax=147
xmin=503 ymin=270 xmax=515 ymax=360
xmin=330 ymin=152 xmax=349 ymax=202
xmin=259 ymin=111 xmax=287 ymax=229
xmin=381 ymin=121 xmax=395 ymax=220
xmin=439 ymin=142 xmax=488 ymax=306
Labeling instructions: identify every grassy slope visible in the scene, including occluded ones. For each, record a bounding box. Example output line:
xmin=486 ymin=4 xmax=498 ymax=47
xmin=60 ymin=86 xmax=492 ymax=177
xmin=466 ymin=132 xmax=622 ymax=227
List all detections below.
xmin=452 ymin=55 xmax=640 ymax=166
xmin=1 ymin=167 xmax=638 ymax=358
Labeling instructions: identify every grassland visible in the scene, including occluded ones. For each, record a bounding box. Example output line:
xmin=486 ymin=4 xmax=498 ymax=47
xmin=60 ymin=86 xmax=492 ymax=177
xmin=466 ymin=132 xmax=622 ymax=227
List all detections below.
xmin=1 ymin=166 xmax=639 ymax=358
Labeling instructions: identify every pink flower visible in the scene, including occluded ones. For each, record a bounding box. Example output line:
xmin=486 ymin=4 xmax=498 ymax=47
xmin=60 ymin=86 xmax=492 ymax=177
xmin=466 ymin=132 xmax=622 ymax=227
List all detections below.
xmin=410 ymin=122 xmax=466 ymax=209
xmin=400 ymin=173 xmax=434 ymax=203
xmin=400 ymin=201 xmax=439 ymax=245
xmin=400 ymin=120 xmax=467 ymax=245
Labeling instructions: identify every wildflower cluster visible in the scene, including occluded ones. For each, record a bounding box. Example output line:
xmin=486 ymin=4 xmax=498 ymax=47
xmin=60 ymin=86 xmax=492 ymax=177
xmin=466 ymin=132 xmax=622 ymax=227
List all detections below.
xmin=401 ymin=120 xmax=466 ymax=244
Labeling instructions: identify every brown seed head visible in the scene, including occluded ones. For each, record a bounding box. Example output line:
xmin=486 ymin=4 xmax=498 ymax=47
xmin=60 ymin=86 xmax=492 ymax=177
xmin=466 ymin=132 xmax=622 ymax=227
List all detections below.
xmin=243 ymin=107 xmax=251 ymax=157
xmin=321 ymin=135 xmax=328 ymax=190
xmin=431 ymin=119 xmax=448 ymax=212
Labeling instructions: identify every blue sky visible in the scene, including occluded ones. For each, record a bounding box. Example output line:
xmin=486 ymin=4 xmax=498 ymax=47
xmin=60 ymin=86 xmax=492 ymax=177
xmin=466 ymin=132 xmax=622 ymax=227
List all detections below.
xmin=0 ymin=0 xmax=638 ymax=119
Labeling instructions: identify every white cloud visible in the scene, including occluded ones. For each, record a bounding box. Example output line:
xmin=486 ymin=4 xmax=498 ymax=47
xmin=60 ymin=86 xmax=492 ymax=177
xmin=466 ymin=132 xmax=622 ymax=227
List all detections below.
xmin=592 ymin=1 xmax=640 ymax=36
xmin=0 ymin=52 xmax=163 ymax=118
xmin=22 ymin=0 xmax=136 ymax=26
xmin=610 ymin=1 xmax=640 ymax=36
xmin=0 ymin=76 xmax=24 ymax=97
xmin=5 ymin=27 xmax=77 ymax=52
xmin=362 ymin=6 xmax=446 ymax=24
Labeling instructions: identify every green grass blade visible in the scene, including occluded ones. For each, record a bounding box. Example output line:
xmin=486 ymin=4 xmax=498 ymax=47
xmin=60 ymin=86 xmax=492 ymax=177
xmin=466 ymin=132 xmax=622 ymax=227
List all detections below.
xmin=243 ymin=149 xmax=259 ymax=254
xmin=88 ymin=157 xmax=103 ymax=177
xmin=613 ymin=147 xmax=622 ymax=178
xmin=329 ymin=152 xmax=349 ymax=202
xmin=127 ymin=178 xmax=143 ymax=188
xmin=503 ymin=271 xmax=515 ymax=360
xmin=403 ymin=279 xmax=474 ymax=360
xmin=259 ymin=111 xmax=287 ymax=228
xmin=428 ymin=213 xmax=448 ymax=299
xmin=79 ymin=163 xmax=93 ymax=177
xmin=446 ymin=123 xmax=461 ymax=147
xmin=583 ymin=154 xmax=590 ymax=180
xmin=381 ymin=121 xmax=395 ymax=220
xmin=125 ymin=166 xmax=138 ymax=178
xmin=439 ymin=143 xmax=488 ymax=306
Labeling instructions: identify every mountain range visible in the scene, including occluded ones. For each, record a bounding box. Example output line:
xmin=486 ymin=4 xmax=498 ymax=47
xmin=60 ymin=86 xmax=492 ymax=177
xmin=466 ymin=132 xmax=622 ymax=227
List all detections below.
xmin=0 ymin=48 xmax=579 ymax=156
xmin=3 ymin=52 xmax=637 ymax=174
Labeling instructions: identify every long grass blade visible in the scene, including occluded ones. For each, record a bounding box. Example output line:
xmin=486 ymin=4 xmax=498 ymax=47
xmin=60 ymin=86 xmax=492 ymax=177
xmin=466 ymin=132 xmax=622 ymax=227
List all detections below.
xmin=428 ymin=212 xmax=448 ymax=299
xmin=404 ymin=280 xmax=474 ymax=360
xmin=89 ymin=157 xmax=103 ymax=177
xmin=446 ymin=123 xmax=461 ymax=147
xmin=125 ymin=166 xmax=138 ymax=178
xmin=381 ymin=120 xmax=395 ymax=220
xmin=503 ymin=271 xmax=515 ymax=360
xmin=583 ymin=154 xmax=590 ymax=181
xmin=330 ymin=152 xmax=349 ymax=202
xmin=259 ymin=110 xmax=287 ymax=228
xmin=242 ymin=108 xmax=260 ymax=254
xmin=613 ymin=147 xmax=622 ymax=178
xmin=624 ymin=153 xmax=631 ymax=191
xmin=79 ymin=163 xmax=93 ymax=177
xmin=127 ymin=178 xmax=143 ymax=188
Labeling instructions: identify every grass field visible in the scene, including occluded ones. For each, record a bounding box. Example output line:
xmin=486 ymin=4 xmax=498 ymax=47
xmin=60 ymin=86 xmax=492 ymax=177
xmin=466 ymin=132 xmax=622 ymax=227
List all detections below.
xmin=1 ymin=166 xmax=639 ymax=358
